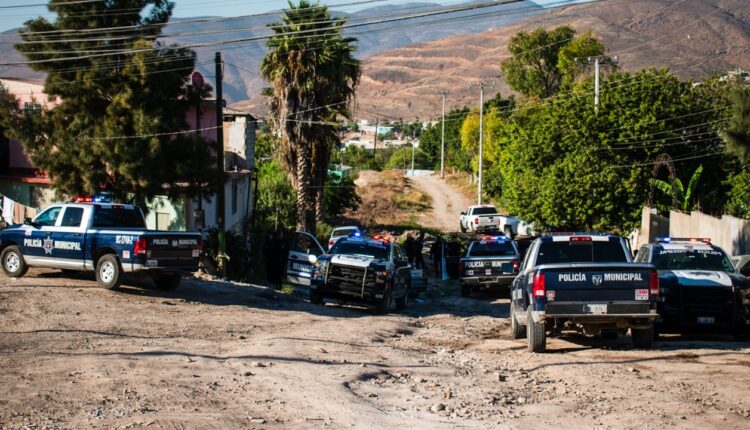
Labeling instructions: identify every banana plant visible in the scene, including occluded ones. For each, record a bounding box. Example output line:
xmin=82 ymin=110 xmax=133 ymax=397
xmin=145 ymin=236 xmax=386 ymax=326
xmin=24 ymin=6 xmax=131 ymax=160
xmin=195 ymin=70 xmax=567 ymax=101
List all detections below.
xmin=650 ymin=164 xmax=704 ymax=212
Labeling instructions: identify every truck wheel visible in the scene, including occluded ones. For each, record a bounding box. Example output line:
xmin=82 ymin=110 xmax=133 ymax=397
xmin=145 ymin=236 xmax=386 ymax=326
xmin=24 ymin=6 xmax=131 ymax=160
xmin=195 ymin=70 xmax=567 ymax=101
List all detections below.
xmin=153 ymin=273 xmax=181 ymax=291
xmin=309 ymin=289 xmax=323 ymax=305
xmin=460 ymin=283 xmax=471 ymax=297
xmin=95 ymin=254 xmax=122 ymax=290
xmin=527 ymin=307 xmax=546 ymax=353
xmin=1 ymin=245 xmax=28 ymax=278
xmin=510 ymin=302 xmax=526 ymax=339
xmin=460 ymin=223 xmax=466 ymax=233
xmin=376 ymin=289 xmax=392 ymax=315
xmin=504 ymin=226 xmax=514 ymax=239
xmin=631 ymin=326 xmax=653 ymax=348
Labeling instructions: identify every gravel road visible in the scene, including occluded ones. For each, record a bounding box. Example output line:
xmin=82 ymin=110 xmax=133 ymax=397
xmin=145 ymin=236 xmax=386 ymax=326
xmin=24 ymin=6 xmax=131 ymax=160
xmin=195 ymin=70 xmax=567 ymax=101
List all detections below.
xmin=408 ymin=173 xmax=472 ymax=232
xmin=1 ymin=270 xmax=749 ymax=429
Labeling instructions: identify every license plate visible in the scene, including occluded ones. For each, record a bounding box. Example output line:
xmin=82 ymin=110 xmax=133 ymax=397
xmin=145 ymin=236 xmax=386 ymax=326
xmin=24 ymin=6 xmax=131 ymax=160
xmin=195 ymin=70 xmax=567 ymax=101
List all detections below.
xmin=146 ymin=260 xmax=158 ymax=268
xmin=635 ymin=289 xmax=649 ymax=301
xmin=697 ymin=317 xmax=715 ymax=324
xmin=485 ymin=269 xmax=492 ymax=275
xmin=293 ymin=262 xmax=311 ymax=273
xmin=192 ymin=249 xmax=201 ymax=258
xmin=586 ymin=304 xmax=607 ymax=315
xmin=466 ymin=270 xmax=474 ymax=276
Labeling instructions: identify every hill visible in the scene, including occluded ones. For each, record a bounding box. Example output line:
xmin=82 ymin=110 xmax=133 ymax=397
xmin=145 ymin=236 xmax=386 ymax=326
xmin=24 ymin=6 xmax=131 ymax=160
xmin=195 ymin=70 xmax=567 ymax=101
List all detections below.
xmin=0 ymin=1 xmax=543 ymax=103
xmin=348 ymin=0 xmax=750 ymax=120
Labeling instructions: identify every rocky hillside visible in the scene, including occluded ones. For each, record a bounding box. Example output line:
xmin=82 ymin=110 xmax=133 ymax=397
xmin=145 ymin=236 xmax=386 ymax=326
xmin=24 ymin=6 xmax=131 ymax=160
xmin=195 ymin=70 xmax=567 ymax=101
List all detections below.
xmin=349 ymin=0 xmax=750 ymax=119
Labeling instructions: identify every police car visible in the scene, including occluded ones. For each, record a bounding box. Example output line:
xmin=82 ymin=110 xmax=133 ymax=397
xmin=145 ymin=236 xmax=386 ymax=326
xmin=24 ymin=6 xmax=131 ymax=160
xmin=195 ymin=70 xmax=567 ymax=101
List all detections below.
xmin=308 ymin=233 xmax=411 ymax=314
xmin=634 ymin=238 xmax=750 ymax=338
xmin=0 ymin=199 xmax=202 ymax=291
xmin=459 ymin=235 xmax=520 ymax=297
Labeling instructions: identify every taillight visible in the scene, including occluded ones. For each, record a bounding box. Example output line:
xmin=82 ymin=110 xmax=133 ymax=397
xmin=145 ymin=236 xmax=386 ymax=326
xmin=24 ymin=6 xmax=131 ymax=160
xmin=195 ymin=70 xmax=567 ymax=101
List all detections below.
xmin=533 ymin=273 xmax=545 ymax=297
xmin=474 ymin=218 xmax=479 ymax=225
xmin=134 ymin=237 xmax=147 ymax=255
xmin=512 ymin=260 xmax=519 ymax=273
xmin=649 ymin=270 xmax=659 ymax=296
xmin=329 ymin=239 xmax=334 ymax=248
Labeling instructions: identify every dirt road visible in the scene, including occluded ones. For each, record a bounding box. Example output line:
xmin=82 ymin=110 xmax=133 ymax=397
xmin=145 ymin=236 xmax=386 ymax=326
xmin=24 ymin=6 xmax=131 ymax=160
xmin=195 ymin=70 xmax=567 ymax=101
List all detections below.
xmin=409 ymin=173 xmax=472 ymax=232
xmin=2 ymin=271 xmax=749 ymax=429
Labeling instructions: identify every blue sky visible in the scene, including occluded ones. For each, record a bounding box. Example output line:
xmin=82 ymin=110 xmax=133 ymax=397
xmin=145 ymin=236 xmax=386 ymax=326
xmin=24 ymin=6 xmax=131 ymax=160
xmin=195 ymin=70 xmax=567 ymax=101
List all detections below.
xmin=0 ymin=0 xmax=578 ymax=32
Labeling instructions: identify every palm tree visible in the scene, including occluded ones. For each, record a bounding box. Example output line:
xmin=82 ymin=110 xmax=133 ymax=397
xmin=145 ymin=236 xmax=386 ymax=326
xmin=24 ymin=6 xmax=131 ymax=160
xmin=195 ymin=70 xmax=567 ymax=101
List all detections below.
xmin=650 ymin=164 xmax=704 ymax=213
xmin=261 ymin=0 xmax=361 ymax=231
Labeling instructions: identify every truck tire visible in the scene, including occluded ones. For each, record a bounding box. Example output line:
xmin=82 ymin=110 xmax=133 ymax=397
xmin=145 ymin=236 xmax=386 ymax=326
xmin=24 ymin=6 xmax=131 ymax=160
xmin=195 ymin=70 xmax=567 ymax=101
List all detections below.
xmin=504 ymin=226 xmax=514 ymax=239
xmin=95 ymin=254 xmax=123 ymax=290
xmin=1 ymin=245 xmax=28 ymax=278
xmin=460 ymin=283 xmax=471 ymax=297
xmin=375 ymin=289 xmax=392 ymax=315
xmin=631 ymin=326 xmax=653 ymax=348
xmin=510 ymin=302 xmax=526 ymax=339
xmin=527 ymin=307 xmax=546 ymax=353
xmin=460 ymin=222 xmax=466 ymax=233
xmin=153 ymin=273 xmax=181 ymax=291
xmin=309 ymin=289 xmax=323 ymax=305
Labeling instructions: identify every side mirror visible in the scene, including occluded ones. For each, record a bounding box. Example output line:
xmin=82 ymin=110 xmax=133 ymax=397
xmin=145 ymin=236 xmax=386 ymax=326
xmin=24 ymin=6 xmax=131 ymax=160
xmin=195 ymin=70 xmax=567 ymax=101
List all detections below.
xmin=460 ymin=212 xmax=465 ymax=216
xmin=24 ymin=217 xmax=32 ymax=225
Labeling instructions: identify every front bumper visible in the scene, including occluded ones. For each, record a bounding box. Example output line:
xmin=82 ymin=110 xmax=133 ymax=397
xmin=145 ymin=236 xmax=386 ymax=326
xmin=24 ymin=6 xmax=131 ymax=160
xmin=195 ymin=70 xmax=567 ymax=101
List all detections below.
xmin=311 ymin=279 xmax=388 ymax=303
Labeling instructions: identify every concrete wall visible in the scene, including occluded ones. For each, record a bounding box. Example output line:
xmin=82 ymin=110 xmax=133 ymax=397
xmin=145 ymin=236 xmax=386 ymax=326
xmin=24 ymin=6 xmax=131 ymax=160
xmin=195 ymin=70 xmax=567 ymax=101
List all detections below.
xmin=189 ymin=173 xmax=253 ymax=235
xmin=668 ymin=210 xmax=750 ymax=256
xmin=144 ymin=196 xmax=188 ymax=231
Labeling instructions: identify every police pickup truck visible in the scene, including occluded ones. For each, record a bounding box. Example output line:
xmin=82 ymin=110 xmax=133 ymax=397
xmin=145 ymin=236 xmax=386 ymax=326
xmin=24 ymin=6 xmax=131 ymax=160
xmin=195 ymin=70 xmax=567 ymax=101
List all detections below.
xmin=510 ymin=233 xmax=658 ymax=352
xmin=459 ymin=205 xmax=519 ymax=237
xmin=635 ymin=238 xmax=750 ymax=339
xmin=309 ymin=234 xmax=411 ymax=314
xmin=0 ymin=201 xmax=202 ymax=290
xmin=459 ymin=235 xmax=519 ymax=297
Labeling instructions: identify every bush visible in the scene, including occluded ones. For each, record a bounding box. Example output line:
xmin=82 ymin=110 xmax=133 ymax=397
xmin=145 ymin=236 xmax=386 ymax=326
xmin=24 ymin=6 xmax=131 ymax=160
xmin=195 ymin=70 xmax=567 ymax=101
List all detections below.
xmin=203 ymin=227 xmax=252 ymax=282
xmin=324 ymin=172 xmax=361 ymax=221
xmin=725 ymin=170 xmax=750 ymax=219
xmin=385 ymin=146 xmax=432 ymax=170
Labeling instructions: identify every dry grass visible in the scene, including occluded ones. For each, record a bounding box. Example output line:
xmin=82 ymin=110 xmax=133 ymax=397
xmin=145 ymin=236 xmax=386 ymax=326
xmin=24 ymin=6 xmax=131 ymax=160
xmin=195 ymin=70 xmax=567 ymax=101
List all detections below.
xmin=345 ymin=170 xmax=432 ymax=227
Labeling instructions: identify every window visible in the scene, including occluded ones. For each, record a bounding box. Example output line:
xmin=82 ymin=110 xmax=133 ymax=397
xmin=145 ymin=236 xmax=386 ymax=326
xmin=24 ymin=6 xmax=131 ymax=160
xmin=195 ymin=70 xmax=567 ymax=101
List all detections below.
xmin=652 ymin=247 xmax=734 ymax=272
xmin=92 ymin=206 xmax=146 ymax=228
xmin=394 ymin=246 xmax=404 ymax=262
xmin=60 ymin=207 xmax=84 ymax=227
xmin=292 ymin=233 xmax=322 ymax=256
xmin=329 ymin=241 xmax=389 ymax=260
xmin=156 ymin=213 xmax=171 ymax=231
xmin=34 ymin=206 xmax=62 ymax=227
xmin=536 ymin=240 xmax=628 ymax=265
xmin=471 ymin=207 xmax=498 ymax=215
xmin=231 ymin=179 xmax=238 ymax=214
xmin=468 ymin=240 xmax=517 ymax=257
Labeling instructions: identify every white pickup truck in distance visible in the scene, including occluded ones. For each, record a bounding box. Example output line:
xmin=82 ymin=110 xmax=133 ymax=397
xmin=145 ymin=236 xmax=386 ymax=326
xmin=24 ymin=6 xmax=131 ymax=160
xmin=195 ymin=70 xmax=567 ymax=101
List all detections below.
xmin=460 ymin=205 xmax=519 ymax=237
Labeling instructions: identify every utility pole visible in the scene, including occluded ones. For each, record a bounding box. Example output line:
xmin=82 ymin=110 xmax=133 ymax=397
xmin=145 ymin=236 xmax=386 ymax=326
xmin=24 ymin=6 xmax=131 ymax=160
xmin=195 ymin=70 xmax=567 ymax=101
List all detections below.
xmin=575 ymin=55 xmax=618 ymax=114
xmin=215 ymin=52 xmax=226 ymax=271
xmin=411 ymin=131 xmax=416 ymax=175
xmin=469 ymin=81 xmax=495 ymax=206
xmin=436 ymin=89 xmax=448 ymax=179
xmin=373 ymin=118 xmax=379 ymax=157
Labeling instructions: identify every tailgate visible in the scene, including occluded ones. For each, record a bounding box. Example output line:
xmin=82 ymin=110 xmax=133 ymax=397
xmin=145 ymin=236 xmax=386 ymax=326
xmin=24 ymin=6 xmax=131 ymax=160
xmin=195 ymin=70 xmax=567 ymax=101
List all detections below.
xmin=142 ymin=233 xmax=202 ymax=266
xmin=542 ymin=264 xmax=653 ymax=303
xmin=477 ymin=215 xmax=501 ymax=226
xmin=463 ymin=257 xmax=516 ymax=277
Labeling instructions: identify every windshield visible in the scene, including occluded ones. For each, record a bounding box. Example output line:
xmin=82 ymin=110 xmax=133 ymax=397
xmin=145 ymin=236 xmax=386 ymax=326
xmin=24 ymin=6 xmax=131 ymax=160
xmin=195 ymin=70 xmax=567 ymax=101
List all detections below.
xmin=653 ymin=247 xmax=734 ymax=272
xmin=92 ymin=206 xmax=146 ymax=228
xmin=332 ymin=227 xmax=358 ymax=237
xmin=468 ymin=241 xmax=516 ymax=257
xmin=536 ymin=240 xmax=628 ymax=264
xmin=330 ymin=241 xmax=390 ymax=260
xmin=472 ymin=207 xmax=498 ymax=215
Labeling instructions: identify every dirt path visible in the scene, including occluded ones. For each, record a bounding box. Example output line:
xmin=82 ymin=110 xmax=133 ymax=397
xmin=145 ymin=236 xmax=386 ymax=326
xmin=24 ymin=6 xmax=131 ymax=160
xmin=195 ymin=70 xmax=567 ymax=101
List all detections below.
xmin=1 ymin=271 xmax=749 ymax=429
xmin=409 ymin=173 xmax=473 ymax=232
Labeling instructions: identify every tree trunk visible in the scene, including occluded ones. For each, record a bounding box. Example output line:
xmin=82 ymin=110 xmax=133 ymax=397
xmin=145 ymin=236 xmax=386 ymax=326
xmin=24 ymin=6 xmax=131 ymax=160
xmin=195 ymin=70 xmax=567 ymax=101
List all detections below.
xmin=295 ymin=143 xmax=315 ymax=233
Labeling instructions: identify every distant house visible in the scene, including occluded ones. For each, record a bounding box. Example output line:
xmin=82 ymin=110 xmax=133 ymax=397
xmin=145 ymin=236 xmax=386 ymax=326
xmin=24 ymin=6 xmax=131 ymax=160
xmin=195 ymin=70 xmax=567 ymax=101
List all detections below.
xmin=0 ymin=78 xmax=257 ymax=235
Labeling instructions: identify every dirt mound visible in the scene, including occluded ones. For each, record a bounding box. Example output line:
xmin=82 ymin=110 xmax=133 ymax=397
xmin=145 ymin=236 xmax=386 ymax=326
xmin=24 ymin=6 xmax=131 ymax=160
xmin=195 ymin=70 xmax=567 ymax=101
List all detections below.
xmin=346 ymin=170 xmax=430 ymax=227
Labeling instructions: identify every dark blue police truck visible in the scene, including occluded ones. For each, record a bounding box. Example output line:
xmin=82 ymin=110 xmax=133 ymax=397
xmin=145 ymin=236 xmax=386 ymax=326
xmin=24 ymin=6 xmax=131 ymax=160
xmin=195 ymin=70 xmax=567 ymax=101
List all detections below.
xmin=0 ymin=201 xmax=202 ymax=290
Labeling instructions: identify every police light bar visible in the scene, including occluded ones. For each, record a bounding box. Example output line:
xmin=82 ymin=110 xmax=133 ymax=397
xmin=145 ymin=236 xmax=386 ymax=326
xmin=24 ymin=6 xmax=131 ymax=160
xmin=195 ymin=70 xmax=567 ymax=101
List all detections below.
xmin=371 ymin=234 xmax=391 ymax=243
xmin=481 ymin=235 xmax=506 ymax=241
xmin=657 ymin=237 xmax=711 ymax=244
xmin=348 ymin=232 xmax=362 ymax=238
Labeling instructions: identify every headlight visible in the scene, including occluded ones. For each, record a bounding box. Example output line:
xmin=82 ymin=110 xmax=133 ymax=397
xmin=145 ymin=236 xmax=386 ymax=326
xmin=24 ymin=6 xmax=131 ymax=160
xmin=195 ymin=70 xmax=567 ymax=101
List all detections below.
xmin=313 ymin=260 xmax=329 ymax=280
xmin=375 ymin=270 xmax=389 ymax=283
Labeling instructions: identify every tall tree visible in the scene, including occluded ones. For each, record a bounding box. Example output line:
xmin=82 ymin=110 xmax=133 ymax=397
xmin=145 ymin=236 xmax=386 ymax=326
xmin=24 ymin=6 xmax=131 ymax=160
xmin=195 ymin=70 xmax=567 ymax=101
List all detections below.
xmin=501 ymin=26 xmax=606 ymax=99
xmin=261 ymin=0 xmax=360 ymax=231
xmin=721 ymin=86 xmax=750 ymax=162
xmin=7 ymin=0 xmax=214 ymax=205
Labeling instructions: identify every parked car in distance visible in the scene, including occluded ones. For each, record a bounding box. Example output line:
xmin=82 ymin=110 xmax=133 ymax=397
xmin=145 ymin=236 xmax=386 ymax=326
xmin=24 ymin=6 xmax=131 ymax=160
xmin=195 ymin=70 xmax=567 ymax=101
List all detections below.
xmin=309 ymin=234 xmax=411 ymax=314
xmin=635 ymin=238 xmax=750 ymax=339
xmin=459 ymin=235 xmax=519 ymax=297
xmin=459 ymin=205 xmax=519 ymax=237
xmin=328 ymin=225 xmax=363 ymax=249
xmin=0 ymin=201 xmax=202 ymax=290
xmin=510 ymin=233 xmax=659 ymax=352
